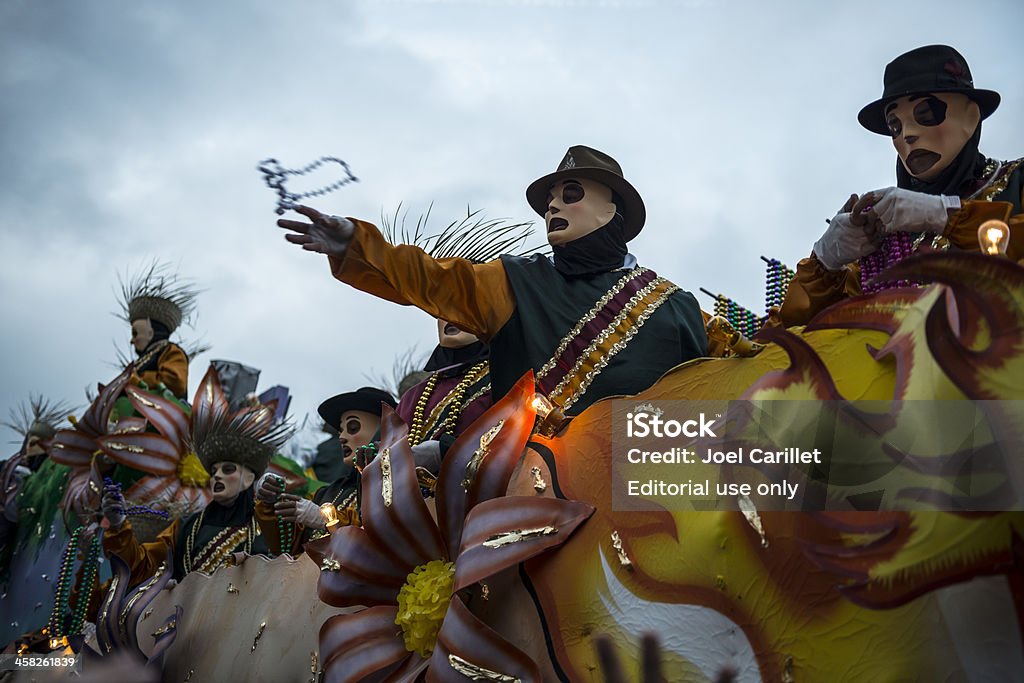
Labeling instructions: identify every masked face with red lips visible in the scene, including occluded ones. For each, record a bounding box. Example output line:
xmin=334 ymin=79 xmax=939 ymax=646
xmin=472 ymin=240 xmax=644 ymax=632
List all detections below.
xmin=209 ymin=461 xmax=256 ymax=506
xmin=544 ymin=177 xmax=617 ymax=246
xmin=885 ymin=92 xmax=980 ymax=181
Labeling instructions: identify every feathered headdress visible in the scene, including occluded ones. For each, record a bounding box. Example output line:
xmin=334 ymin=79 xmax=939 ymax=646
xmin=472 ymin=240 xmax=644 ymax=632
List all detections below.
xmin=189 ymin=407 xmax=293 ymax=475
xmin=117 ymin=261 xmax=200 ymax=333
xmin=3 ymin=395 xmax=75 ymax=442
xmin=381 ymin=204 xmax=546 ymax=263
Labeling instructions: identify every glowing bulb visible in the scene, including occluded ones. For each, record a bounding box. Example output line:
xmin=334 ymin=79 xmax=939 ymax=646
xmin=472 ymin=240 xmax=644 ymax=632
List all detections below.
xmin=319 ymin=503 xmax=340 ymax=531
xmin=978 ymin=219 xmax=1010 ymax=256
xmin=531 ymin=394 xmax=553 ymax=419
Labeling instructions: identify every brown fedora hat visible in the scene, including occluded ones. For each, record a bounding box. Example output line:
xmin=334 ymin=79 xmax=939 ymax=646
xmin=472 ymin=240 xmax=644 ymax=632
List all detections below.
xmin=858 ymin=45 xmax=1000 ymax=136
xmin=525 ymin=145 xmax=646 ymax=242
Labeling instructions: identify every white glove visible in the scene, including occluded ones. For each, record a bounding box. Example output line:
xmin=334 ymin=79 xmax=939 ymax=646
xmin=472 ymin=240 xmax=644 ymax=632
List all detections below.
xmin=274 ymin=494 xmax=326 ymax=530
xmin=255 ymin=472 xmax=284 ymax=504
xmin=867 ymin=187 xmax=959 ymax=235
xmin=101 ymin=489 xmax=126 ymax=528
xmin=813 ymin=210 xmax=880 ymax=271
xmin=411 ymin=440 xmax=443 ymax=475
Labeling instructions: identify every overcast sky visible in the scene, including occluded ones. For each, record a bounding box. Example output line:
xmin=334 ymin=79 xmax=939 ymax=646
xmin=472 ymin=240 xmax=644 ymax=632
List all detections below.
xmin=2 ymin=0 xmax=1021 ymax=459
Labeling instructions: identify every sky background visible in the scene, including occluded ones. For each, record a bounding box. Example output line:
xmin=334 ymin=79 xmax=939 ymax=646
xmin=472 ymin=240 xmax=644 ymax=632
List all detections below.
xmin=2 ymin=0 xmax=1021 ymax=460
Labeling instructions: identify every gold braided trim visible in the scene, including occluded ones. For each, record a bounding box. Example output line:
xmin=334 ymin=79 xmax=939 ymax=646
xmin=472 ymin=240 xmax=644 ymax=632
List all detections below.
xmin=132 ymin=340 xmax=170 ymax=373
xmin=974 ymin=158 xmax=1024 ymax=202
xmin=536 ymin=267 xmax=647 ymax=382
xmin=549 ymin=278 xmax=680 ymax=412
xmin=413 ymin=362 xmax=490 ymax=444
xmin=185 ymin=512 xmax=257 ymax=574
xmin=194 ymin=522 xmax=255 ymax=574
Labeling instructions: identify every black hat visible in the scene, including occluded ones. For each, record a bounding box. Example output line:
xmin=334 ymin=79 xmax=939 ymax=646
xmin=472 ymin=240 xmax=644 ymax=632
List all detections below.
xmin=317 ymin=387 xmax=397 ymax=429
xmin=858 ymin=45 xmax=1000 ymax=136
xmin=525 ymin=145 xmax=646 ymax=242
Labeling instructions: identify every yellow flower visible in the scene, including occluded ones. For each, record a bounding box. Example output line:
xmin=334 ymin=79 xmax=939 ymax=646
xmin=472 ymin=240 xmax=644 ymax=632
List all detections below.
xmin=394 ymin=559 xmax=455 ymax=657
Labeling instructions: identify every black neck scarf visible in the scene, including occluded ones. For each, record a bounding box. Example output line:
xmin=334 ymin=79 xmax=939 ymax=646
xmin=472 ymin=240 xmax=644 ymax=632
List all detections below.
xmin=423 ymin=340 xmax=489 ymax=372
xmin=551 ymin=214 xmax=628 ymax=277
xmin=203 ymin=483 xmax=255 ymax=527
xmin=896 ymin=123 xmax=987 ymax=197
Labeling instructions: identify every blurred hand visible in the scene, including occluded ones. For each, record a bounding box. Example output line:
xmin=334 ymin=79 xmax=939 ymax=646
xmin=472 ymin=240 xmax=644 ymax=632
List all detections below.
xmin=277 ymin=205 xmax=355 ymax=258
xmin=101 ymin=489 xmax=126 ymax=528
xmin=411 ymin=440 xmax=442 ymax=475
xmin=255 ymin=472 xmax=284 ymax=504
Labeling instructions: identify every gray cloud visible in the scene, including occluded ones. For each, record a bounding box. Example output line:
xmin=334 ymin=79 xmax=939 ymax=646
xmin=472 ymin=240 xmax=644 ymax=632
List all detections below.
xmin=2 ymin=0 xmax=1021 ymax=454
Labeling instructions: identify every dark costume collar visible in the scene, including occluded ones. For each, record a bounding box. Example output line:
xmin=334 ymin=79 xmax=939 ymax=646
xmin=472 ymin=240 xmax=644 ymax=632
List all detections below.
xmin=896 ymin=124 xmax=986 ymax=197
xmin=551 ymin=215 xmax=629 ymax=276
xmin=201 ymin=485 xmax=255 ymax=527
xmin=423 ymin=340 xmax=489 ymax=372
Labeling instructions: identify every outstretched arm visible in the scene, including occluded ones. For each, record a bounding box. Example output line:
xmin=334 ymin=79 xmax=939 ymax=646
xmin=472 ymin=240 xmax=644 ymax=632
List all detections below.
xmin=278 ymin=205 xmax=515 ymax=340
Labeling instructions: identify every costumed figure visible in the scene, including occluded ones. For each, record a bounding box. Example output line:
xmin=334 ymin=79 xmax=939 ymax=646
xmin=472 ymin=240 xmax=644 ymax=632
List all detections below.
xmin=118 ymin=262 xmax=201 ymax=400
xmin=778 ymin=44 xmax=1023 ymax=326
xmin=101 ymin=405 xmax=290 ymax=586
xmin=277 ymin=145 xmax=708 ymax=421
xmin=384 ymin=208 xmax=545 ymax=474
xmin=256 ymin=387 xmax=396 ymax=553
xmin=0 ymin=397 xmax=74 ymax=647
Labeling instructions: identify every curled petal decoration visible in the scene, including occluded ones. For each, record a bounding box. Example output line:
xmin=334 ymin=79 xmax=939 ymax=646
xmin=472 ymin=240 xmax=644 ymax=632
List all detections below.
xmin=437 ymin=372 xmax=538 ymax=559
xmin=125 ymin=386 xmax=190 ymax=449
xmin=361 ymin=408 xmax=446 ymax=570
xmin=97 ymin=433 xmax=180 ymax=475
xmin=319 ymin=606 xmax=427 ymax=683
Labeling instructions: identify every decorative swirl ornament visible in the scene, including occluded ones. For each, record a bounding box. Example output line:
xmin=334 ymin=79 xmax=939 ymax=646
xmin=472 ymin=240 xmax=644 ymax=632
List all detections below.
xmin=257 ymin=156 xmax=359 ymax=215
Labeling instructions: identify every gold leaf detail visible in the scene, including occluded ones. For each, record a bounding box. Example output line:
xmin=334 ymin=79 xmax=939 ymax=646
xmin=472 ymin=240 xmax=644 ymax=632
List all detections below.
xmin=106 ymin=441 xmax=145 ymax=454
xmin=321 ymin=558 xmax=341 ymax=572
xmin=251 ymin=621 xmax=267 ymax=652
xmin=380 ymin=447 xmax=392 ymax=508
xmin=448 ymin=654 xmax=521 ymax=682
xmin=530 ymin=466 xmax=547 ymax=493
xmin=462 ymin=420 xmax=505 ymax=491
xmin=611 ymin=530 xmax=633 ymax=569
xmin=483 ymin=526 xmax=556 ymax=548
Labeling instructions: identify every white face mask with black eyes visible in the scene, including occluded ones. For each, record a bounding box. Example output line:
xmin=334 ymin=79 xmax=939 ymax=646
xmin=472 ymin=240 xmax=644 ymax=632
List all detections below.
xmin=885 ymin=92 xmax=980 ymax=181
xmin=544 ymin=178 xmax=616 ymax=246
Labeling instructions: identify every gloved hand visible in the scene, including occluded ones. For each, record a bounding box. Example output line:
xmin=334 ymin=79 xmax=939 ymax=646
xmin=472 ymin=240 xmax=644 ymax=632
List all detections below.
xmin=101 ymin=488 xmax=126 ymax=528
xmin=864 ymin=186 xmax=959 ymax=235
xmin=411 ymin=440 xmax=443 ymax=476
xmin=812 ymin=194 xmax=882 ymax=271
xmin=255 ymin=472 xmax=285 ymax=504
xmin=277 ymin=205 xmax=356 ymax=258
xmin=274 ymin=494 xmax=326 ymax=530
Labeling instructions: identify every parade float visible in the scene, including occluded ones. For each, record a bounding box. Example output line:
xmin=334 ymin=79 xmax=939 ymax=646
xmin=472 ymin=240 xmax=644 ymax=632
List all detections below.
xmin=8 ymin=242 xmax=1010 ymax=682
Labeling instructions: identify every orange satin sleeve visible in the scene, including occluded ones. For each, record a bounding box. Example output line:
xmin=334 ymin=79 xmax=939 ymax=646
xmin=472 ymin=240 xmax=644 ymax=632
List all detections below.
xmin=329 ymin=218 xmax=516 ymax=341
xmin=137 ymin=343 xmax=189 ymax=397
xmin=775 ymin=253 xmax=861 ymax=328
xmin=945 ymin=200 xmax=1023 ymax=261
xmin=102 ymin=518 xmax=179 ymax=587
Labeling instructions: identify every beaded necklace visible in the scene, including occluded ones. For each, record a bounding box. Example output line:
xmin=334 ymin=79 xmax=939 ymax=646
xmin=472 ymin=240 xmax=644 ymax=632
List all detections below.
xmin=407 ymin=361 xmax=489 ymax=446
xmin=269 ymin=475 xmax=294 ymax=554
xmin=47 ymin=526 xmax=101 ymax=640
xmin=183 ymin=510 xmax=255 ymax=574
xmin=859 ymin=158 xmax=1024 ymax=294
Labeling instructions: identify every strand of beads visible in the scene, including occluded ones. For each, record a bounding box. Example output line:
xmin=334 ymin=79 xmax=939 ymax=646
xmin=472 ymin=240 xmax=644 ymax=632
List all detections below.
xmin=271 ymin=475 xmax=294 ymax=554
xmin=47 ymin=527 xmax=81 ymax=638
xmin=859 ymin=232 xmax=917 ymax=294
xmin=761 ymin=256 xmax=795 ymax=311
xmin=67 ymin=532 xmax=101 ymax=634
xmin=103 ymin=477 xmax=169 ymax=519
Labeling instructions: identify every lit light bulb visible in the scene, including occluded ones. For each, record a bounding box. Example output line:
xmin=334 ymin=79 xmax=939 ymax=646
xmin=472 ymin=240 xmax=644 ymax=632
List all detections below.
xmin=319 ymin=503 xmax=340 ymax=532
xmin=978 ymin=219 xmax=1010 ymax=256
xmin=531 ymin=394 xmax=553 ymax=420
